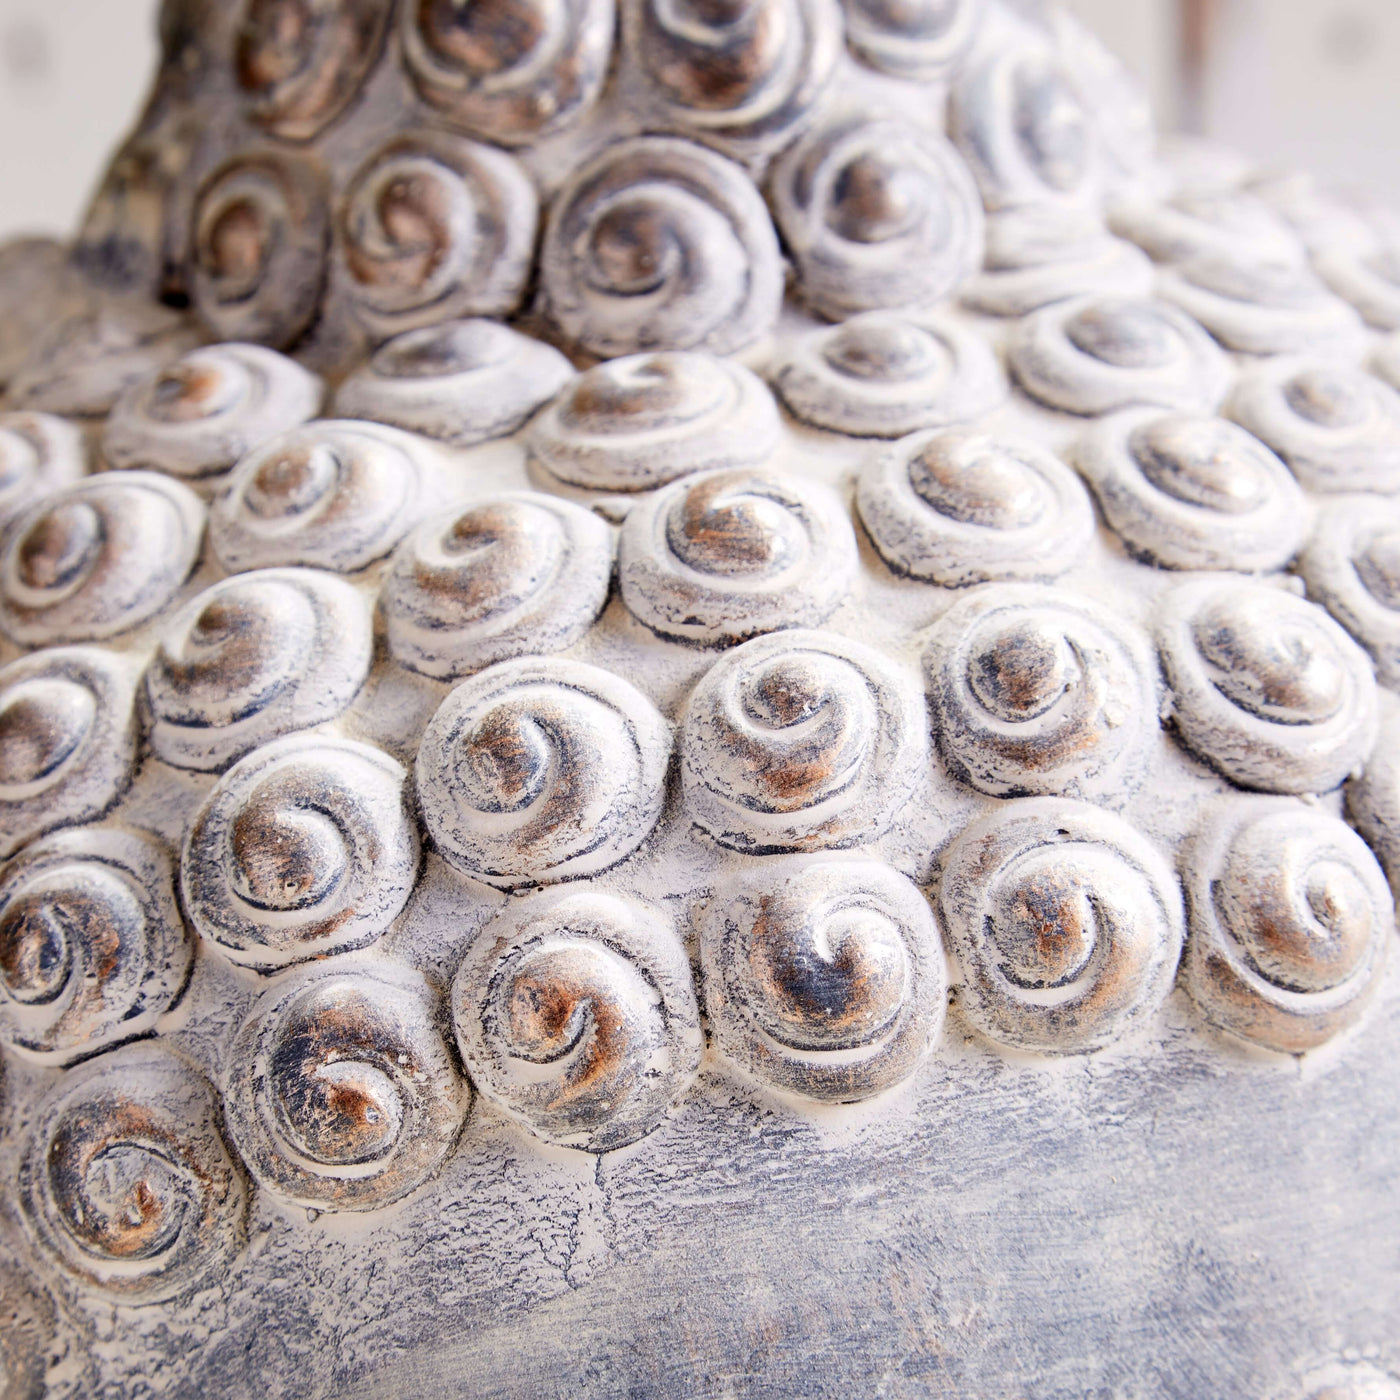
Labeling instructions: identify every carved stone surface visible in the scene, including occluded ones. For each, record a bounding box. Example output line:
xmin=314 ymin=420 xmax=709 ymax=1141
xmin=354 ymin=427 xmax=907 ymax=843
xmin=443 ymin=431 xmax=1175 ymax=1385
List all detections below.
xmin=1301 ymin=499 xmax=1400 ymax=688
xmin=1349 ymin=713 xmax=1400 ymax=902
xmin=1155 ymin=575 xmax=1378 ymax=794
xmin=236 ymin=0 xmax=392 ymax=142
xmin=923 ymin=582 xmax=1157 ymax=800
xmin=0 ymin=414 xmax=86 ymax=522
xmin=1072 ymin=407 xmax=1309 ymax=571
xmin=773 ymin=312 xmax=1007 ymax=438
xmin=540 ymin=137 xmax=784 ymax=359
xmin=0 ymin=1253 xmax=56 ymax=1400
xmin=0 ymin=646 xmax=138 ymax=859
xmin=225 ymin=960 xmax=467 ymax=1209
xmin=338 ymin=132 xmax=538 ymax=336
xmin=5 ymin=302 xmax=200 ymax=418
xmin=619 ymin=467 xmax=858 ymax=642
xmin=1226 ymin=358 xmax=1400 ymax=494
xmin=0 ymin=471 xmax=204 ymax=645
xmin=620 ymin=0 xmax=841 ymax=158
xmin=182 ymin=735 xmax=419 ymax=969
xmin=682 ymin=628 xmax=926 ymax=851
xmin=453 ymin=887 xmax=700 ymax=1149
xmin=1182 ymin=796 xmax=1392 ymax=1054
xmin=529 ymin=352 xmax=783 ymax=495
xmin=103 ymin=344 xmax=324 ymax=490
xmin=4 ymin=0 xmax=1400 ymax=1395
xmin=401 ymin=0 xmax=614 ymax=146
xmin=191 ymin=151 xmax=330 ymax=350
xmin=17 ymin=1042 xmax=245 ymax=1306
xmin=209 ymin=420 xmax=432 ymax=574
xmin=770 ymin=113 xmax=985 ymax=318
xmin=938 ymin=797 xmax=1184 ymax=1053
xmin=0 ymin=825 xmax=189 ymax=1065
xmin=416 ymin=656 xmax=671 ymax=887
xmin=1009 ymin=294 xmax=1232 ymax=416
xmin=700 ymin=856 xmax=945 ymax=1100
xmin=334 ymin=319 xmax=573 ymax=447
xmin=857 ymin=426 xmax=1094 ymax=583
xmin=143 ymin=566 xmax=374 ymax=770
xmin=383 ymin=493 xmax=615 ymax=678
xmin=1156 ymin=255 xmax=1368 ymax=358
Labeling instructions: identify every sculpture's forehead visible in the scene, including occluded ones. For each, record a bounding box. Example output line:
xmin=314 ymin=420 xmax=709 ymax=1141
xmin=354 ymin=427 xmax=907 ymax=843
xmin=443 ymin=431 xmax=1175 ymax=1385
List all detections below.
xmin=2 ymin=1 xmax=1400 ymax=1397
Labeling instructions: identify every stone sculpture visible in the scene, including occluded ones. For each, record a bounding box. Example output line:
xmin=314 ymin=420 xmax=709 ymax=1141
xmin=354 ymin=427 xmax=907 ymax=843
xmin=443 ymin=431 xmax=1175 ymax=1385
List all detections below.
xmin=2 ymin=0 xmax=1400 ymax=1395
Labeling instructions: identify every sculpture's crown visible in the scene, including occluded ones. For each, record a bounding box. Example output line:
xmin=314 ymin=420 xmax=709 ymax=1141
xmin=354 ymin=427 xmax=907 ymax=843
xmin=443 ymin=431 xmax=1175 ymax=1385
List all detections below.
xmin=64 ymin=0 xmax=1156 ymax=371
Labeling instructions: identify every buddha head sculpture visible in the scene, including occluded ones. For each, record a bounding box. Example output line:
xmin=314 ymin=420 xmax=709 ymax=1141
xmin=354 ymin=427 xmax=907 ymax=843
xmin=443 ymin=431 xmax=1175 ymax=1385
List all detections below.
xmin=2 ymin=2 xmax=1400 ymax=1397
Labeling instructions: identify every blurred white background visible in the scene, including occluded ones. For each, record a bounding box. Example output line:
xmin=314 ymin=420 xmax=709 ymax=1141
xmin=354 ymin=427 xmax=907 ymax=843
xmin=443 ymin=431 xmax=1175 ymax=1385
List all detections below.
xmin=0 ymin=0 xmax=156 ymax=236
xmin=0 ymin=0 xmax=1397 ymax=240
xmin=1068 ymin=0 xmax=1400 ymax=199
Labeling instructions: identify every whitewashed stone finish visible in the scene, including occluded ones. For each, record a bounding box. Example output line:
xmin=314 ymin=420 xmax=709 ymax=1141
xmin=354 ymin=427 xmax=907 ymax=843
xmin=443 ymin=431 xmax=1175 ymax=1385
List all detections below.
xmin=842 ymin=0 xmax=983 ymax=79
xmin=529 ymin=353 xmax=782 ymax=494
xmin=17 ymin=1042 xmax=245 ymax=1305
xmin=619 ymin=467 xmax=858 ymax=644
xmin=923 ymin=583 xmax=1158 ymax=802
xmin=1108 ymin=189 xmax=1306 ymax=269
xmin=0 ymin=646 xmax=138 ymax=859
xmin=334 ymin=320 xmax=573 ymax=447
xmin=210 ymin=420 xmax=430 ymax=574
xmin=1300 ymin=499 xmax=1400 ymax=688
xmin=235 ymin=0 xmax=391 ymax=140
xmin=0 ymin=472 xmax=204 ymax=646
xmin=964 ymin=224 xmax=1154 ymax=318
xmin=699 ymin=857 xmax=946 ymax=1102
xmin=0 ymin=825 xmax=189 ymax=1065
xmin=1348 ymin=714 xmax=1400 ymax=902
xmin=772 ymin=312 xmax=1007 ymax=439
xmin=1244 ymin=170 xmax=1373 ymax=256
xmin=1225 ymin=358 xmax=1400 ymax=494
xmin=1008 ymin=296 xmax=1232 ymax=417
xmin=1315 ymin=238 xmax=1400 ymax=332
xmin=769 ymin=113 xmax=986 ymax=319
xmin=856 ymin=428 xmax=1094 ymax=585
xmin=336 ymin=133 xmax=538 ymax=335
xmin=1157 ymin=255 xmax=1368 ymax=358
xmin=416 ymin=657 xmax=671 ymax=888
xmin=191 ymin=151 xmax=329 ymax=350
xmin=182 ymin=736 xmax=419 ymax=970
xmin=1072 ymin=408 xmax=1310 ymax=572
xmin=951 ymin=40 xmax=1102 ymax=217
xmin=1301 ymin=1363 xmax=1400 ymax=1400
xmin=143 ymin=568 xmax=374 ymax=771
xmin=1182 ymin=797 xmax=1393 ymax=1055
xmin=939 ymin=798 xmax=1185 ymax=1055
xmin=0 ymin=412 xmax=86 ymax=523
xmin=103 ymin=344 xmax=323 ymax=488
xmin=5 ymin=304 xmax=202 ymax=419
xmin=225 ymin=961 xmax=468 ymax=1210
xmin=540 ymin=137 xmax=784 ymax=359
xmin=0 ymin=238 xmax=82 ymax=389
xmin=0 ymin=1258 xmax=54 ymax=1400
xmin=1155 ymin=576 xmax=1378 ymax=795
xmin=620 ymin=0 xmax=841 ymax=158
xmin=7 ymin=0 xmax=1400 ymax=1383
xmin=1374 ymin=332 xmax=1400 ymax=394
xmin=681 ymin=628 xmax=926 ymax=853
xmin=382 ymin=493 xmax=615 ymax=680
xmin=452 ymin=888 xmax=701 ymax=1150
xmin=400 ymin=0 xmax=614 ymax=146
xmin=1048 ymin=9 xmax=1154 ymax=197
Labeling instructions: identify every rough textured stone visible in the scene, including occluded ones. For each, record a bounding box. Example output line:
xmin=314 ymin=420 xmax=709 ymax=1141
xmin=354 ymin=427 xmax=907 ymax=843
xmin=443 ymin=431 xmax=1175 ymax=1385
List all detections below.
xmin=2 ymin=0 xmax=1400 ymax=1394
